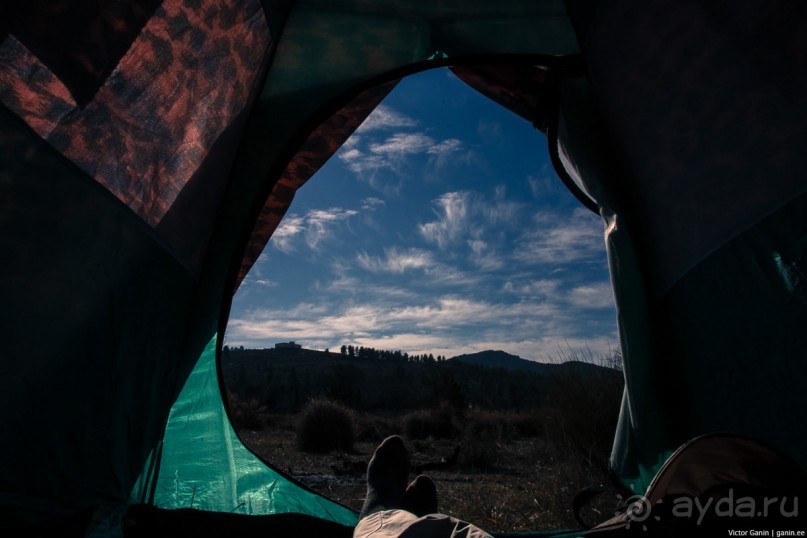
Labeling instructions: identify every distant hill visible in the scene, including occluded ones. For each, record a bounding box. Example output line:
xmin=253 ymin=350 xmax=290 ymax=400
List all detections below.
xmin=222 ymin=346 xmax=622 ymax=414
xmin=450 ymin=350 xmax=552 ymax=374
xmin=450 ymin=349 xmax=622 ymax=380
xmin=222 ymin=346 xmax=552 ymax=412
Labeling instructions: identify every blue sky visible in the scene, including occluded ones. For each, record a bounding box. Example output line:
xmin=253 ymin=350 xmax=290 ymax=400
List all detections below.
xmin=226 ymin=68 xmax=617 ymax=362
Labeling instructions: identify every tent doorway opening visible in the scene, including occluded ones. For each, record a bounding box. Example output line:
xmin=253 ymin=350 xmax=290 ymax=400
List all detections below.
xmin=221 ymin=68 xmax=623 ymax=532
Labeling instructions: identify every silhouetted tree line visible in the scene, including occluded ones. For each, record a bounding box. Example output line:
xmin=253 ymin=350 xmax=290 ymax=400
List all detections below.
xmin=337 ymin=344 xmax=445 ymax=363
xmin=222 ymin=346 xmax=547 ymax=414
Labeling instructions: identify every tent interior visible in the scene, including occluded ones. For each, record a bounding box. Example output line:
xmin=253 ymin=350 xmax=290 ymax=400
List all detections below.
xmin=1 ymin=0 xmax=806 ymax=535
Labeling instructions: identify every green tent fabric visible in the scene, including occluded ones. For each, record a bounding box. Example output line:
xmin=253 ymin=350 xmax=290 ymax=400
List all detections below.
xmin=2 ymin=0 xmax=806 ymax=534
xmin=143 ymin=336 xmax=357 ymax=524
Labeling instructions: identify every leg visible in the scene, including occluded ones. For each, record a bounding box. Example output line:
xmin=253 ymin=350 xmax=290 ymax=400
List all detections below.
xmin=360 ymin=436 xmax=410 ymax=518
xmin=402 ymin=475 xmax=438 ymax=517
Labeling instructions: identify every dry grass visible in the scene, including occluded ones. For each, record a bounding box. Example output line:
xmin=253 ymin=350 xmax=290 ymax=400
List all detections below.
xmin=230 ymin=350 xmax=624 ymax=533
xmin=237 ymin=412 xmax=618 ymax=532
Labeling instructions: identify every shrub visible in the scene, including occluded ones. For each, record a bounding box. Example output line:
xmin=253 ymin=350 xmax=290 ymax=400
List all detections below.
xmin=355 ymin=414 xmax=402 ymax=442
xmin=506 ymin=410 xmax=544 ymax=438
xmin=458 ymin=412 xmax=504 ymax=470
xmin=296 ymin=398 xmax=355 ymax=453
xmin=545 ymin=357 xmax=623 ymax=469
xmin=403 ymin=402 xmax=456 ymax=440
xmin=228 ymin=394 xmax=270 ymax=431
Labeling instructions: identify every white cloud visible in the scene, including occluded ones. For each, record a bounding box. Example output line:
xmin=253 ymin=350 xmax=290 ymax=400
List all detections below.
xmin=567 ymin=283 xmax=615 ymax=309
xmin=527 ymin=173 xmax=556 ymax=199
xmin=357 ymin=248 xmax=435 ymax=274
xmin=468 ymin=239 xmax=486 ymax=256
xmin=503 ymin=278 xmax=614 ymax=310
xmin=271 ymin=215 xmax=305 ymax=253
xmin=419 ymin=188 xmax=523 ymax=256
xmin=338 ymin=132 xmax=459 ymax=176
xmin=482 ymin=185 xmax=522 ymax=226
xmin=338 ymin=149 xmax=389 ymax=173
xmin=504 ymin=278 xmax=563 ymax=298
xmin=467 ymin=239 xmax=504 ymax=271
xmin=338 ymin=108 xmax=466 ymax=182
xmin=227 ymin=293 xmax=617 ymax=361
xmin=427 ymin=138 xmax=462 ymax=155
xmin=270 ymin=207 xmax=358 ymax=252
xmin=370 ymin=133 xmax=434 ymax=155
xmin=230 ymin=73 xmax=618 ymax=362
xmin=305 ymin=208 xmax=357 ymax=249
xmin=362 ymin=197 xmax=386 ymax=210
xmin=355 ymin=105 xmax=418 ymax=133
xmin=515 ymin=208 xmax=605 ymax=265
xmin=419 ymin=191 xmax=470 ymax=249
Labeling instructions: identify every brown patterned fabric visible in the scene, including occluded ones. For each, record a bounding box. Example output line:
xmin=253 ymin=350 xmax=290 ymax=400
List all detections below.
xmin=237 ymin=80 xmax=399 ymax=285
xmin=450 ymin=65 xmax=550 ymax=130
xmin=0 ymin=0 xmax=163 ymax=106
xmin=0 ymin=0 xmax=270 ymax=268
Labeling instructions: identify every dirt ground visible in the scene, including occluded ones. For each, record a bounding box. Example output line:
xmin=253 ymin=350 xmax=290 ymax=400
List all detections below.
xmin=237 ymin=425 xmax=619 ymax=533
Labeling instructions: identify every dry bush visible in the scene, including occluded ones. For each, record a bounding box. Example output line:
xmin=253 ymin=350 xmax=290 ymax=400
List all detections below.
xmin=458 ymin=411 xmax=504 ymax=470
xmin=296 ymin=397 xmax=355 ymax=453
xmin=505 ymin=410 xmax=545 ymax=438
xmin=403 ymin=402 xmax=456 ymax=440
xmin=228 ymin=394 xmax=270 ymax=431
xmin=545 ymin=351 xmax=624 ymax=470
xmin=355 ymin=414 xmax=403 ymax=442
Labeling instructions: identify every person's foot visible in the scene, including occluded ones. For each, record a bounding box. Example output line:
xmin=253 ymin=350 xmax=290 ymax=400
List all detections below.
xmin=360 ymin=436 xmax=410 ymax=518
xmin=402 ymin=475 xmax=438 ymax=516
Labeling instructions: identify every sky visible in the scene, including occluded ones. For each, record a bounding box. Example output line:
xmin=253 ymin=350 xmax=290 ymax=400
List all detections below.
xmin=226 ymin=68 xmax=618 ymax=362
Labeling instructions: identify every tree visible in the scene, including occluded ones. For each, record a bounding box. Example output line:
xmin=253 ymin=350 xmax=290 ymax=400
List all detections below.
xmin=340 ymin=344 xmax=347 ymax=356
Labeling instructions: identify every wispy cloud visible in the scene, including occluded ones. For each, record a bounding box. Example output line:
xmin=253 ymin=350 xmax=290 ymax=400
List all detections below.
xmin=356 ymin=105 xmax=418 ymax=133
xmin=270 ymin=206 xmax=365 ymax=252
xmin=305 ymin=208 xmax=358 ymax=249
xmin=504 ymin=278 xmax=563 ymax=299
xmin=467 ymin=239 xmax=504 ymax=271
xmin=362 ymin=197 xmax=386 ymax=210
xmin=427 ymin=138 xmax=462 ymax=155
xmin=370 ymin=133 xmax=434 ymax=155
xmin=515 ymin=208 xmax=604 ymax=265
xmin=230 ymin=70 xmax=618 ymax=362
xmin=340 ymin=132 xmax=464 ymax=174
xmin=357 ymin=247 xmax=435 ymax=274
xmin=338 ymin=148 xmax=389 ymax=173
xmin=227 ymin=293 xmax=615 ymax=360
xmin=419 ymin=188 xmax=524 ymax=252
xmin=272 ymin=215 xmax=305 ymax=253
xmin=527 ymin=172 xmax=558 ymax=200
xmin=337 ymin=105 xmax=464 ymax=184
xmin=567 ymin=283 xmax=615 ymax=309
xmin=419 ymin=191 xmax=470 ymax=249
xmin=503 ymin=278 xmax=613 ymax=310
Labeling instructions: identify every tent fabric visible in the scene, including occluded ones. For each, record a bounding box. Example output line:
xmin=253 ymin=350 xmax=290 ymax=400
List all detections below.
xmin=0 ymin=1 xmax=164 ymax=108
xmin=586 ymin=433 xmax=807 ymax=535
xmin=0 ymin=0 xmax=271 ymax=273
xmin=583 ymin=0 xmax=807 ymax=296
xmin=450 ymin=65 xmax=550 ymax=130
xmin=0 ymin=0 xmax=278 ymax=525
xmin=0 ymin=102 xmax=197 ymax=522
xmin=145 ymin=336 xmax=358 ymax=524
xmin=2 ymin=0 xmax=807 ymax=533
xmin=570 ymin=0 xmax=807 ymax=492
